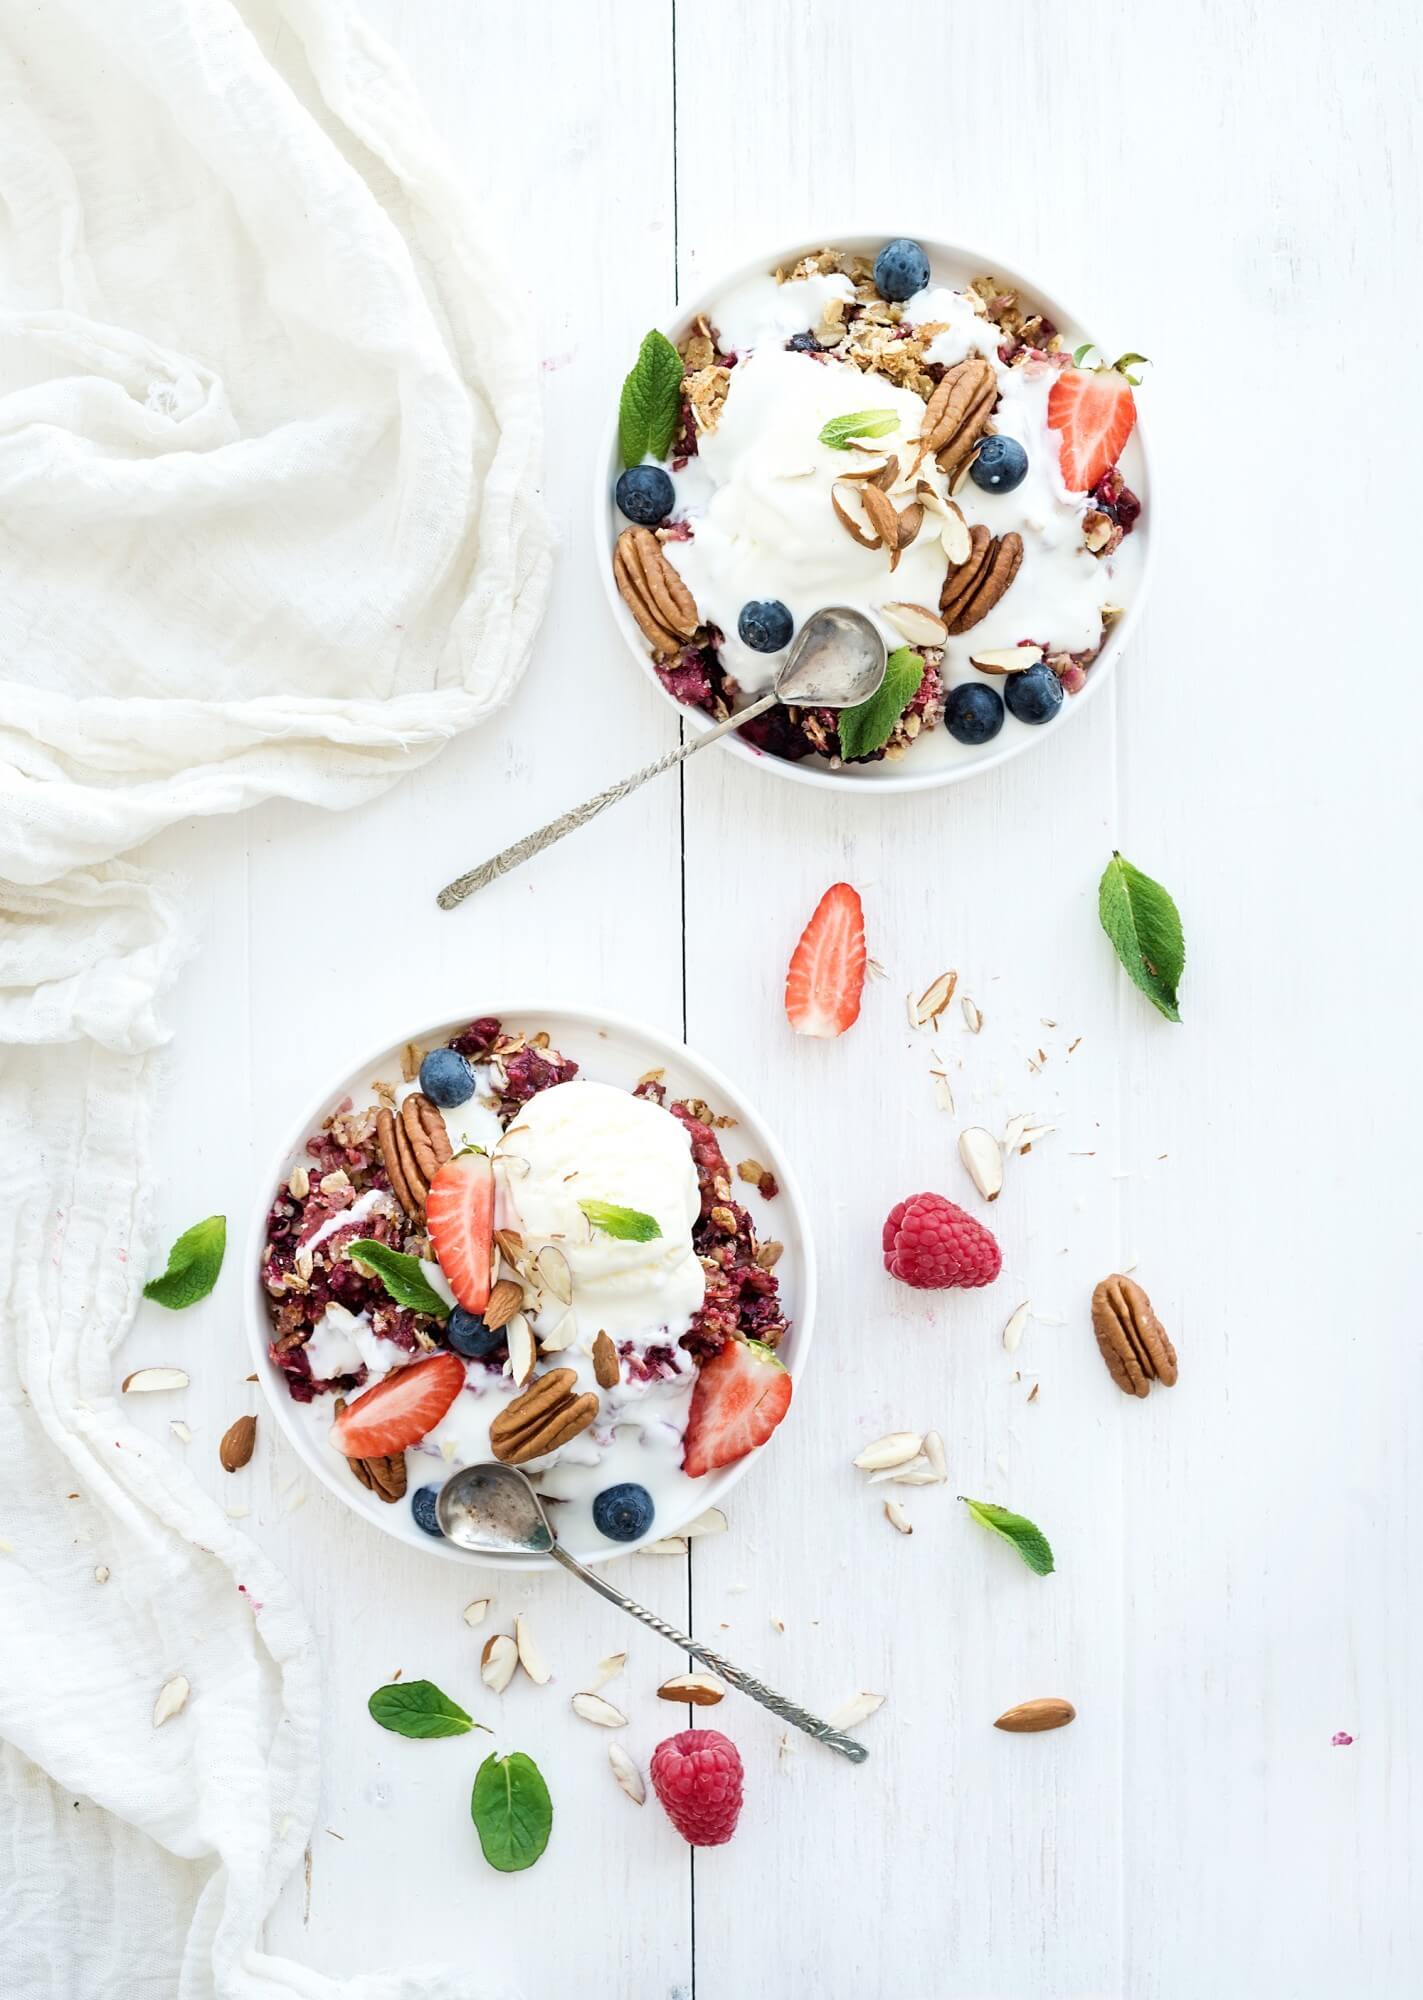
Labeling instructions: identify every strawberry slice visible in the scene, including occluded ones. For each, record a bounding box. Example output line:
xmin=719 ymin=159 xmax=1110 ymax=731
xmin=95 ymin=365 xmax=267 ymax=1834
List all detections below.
xmin=683 ymin=1338 xmax=792 ymax=1477
xmin=425 ymin=1150 xmax=494 ymax=1313
xmin=1047 ymin=361 xmax=1137 ymax=493
xmin=330 ymin=1349 xmax=466 ymax=1459
xmin=784 ymin=881 xmax=866 ymax=1038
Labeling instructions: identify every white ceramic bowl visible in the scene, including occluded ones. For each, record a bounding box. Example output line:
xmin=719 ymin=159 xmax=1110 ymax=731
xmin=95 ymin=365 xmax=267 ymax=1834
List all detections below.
xmin=245 ymin=1005 xmax=814 ymax=1569
xmin=595 ymin=231 xmax=1153 ymax=793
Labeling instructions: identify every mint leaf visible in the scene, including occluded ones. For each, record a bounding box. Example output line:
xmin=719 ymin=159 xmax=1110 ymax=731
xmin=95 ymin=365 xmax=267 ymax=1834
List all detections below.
xmin=578 ymin=1200 xmax=662 ymax=1243
xmin=1071 ymin=341 xmax=1099 ymax=368
xmin=837 ymin=646 xmax=924 ymax=761
xmin=618 ymin=329 xmax=684 ymax=468
xmin=471 ymin=1750 xmax=553 ymax=1872
xmin=961 ymin=1498 xmax=1055 ymax=1576
xmin=346 ymin=1239 xmax=449 ymax=1318
xmin=818 ymin=408 xmax=899 ymax=450
xmin=1098 ymin=852 xmax=1184 ymax=1022
xmin=368 ymin=1680 xmax=485 ymax=1740
xmin=143 ymin=1215 xmax=226 ymax=1309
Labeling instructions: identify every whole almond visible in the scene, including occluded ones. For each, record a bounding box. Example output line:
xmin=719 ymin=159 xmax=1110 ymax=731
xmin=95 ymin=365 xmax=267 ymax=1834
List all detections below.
xmin=994 ymin=1697 xmax=1076 ymax=1733
xmin=591 ymin=1330 xmax=620 ymax=1390
xmin=483 ymin=1278 xmax=525 ymax=1331
xmin=219 ymin=1414 xmax=257 ymax=1472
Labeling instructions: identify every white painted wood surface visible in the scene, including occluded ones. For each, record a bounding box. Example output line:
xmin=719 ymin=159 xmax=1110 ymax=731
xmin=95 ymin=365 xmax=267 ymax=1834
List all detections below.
xmin=117 ymin=1 xmax=1421 ymax=1992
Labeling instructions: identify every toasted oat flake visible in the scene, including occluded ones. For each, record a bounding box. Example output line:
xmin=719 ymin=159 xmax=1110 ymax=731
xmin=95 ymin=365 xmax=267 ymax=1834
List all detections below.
xmin=911 ymin=970 xmax=958 ymax=1029
xmin=607 ymin=1741 xmax=646 ymax=1805
xmin=884 ymin=1500 xmax=913 ymax=1535
xmin=1002 ymin=1301 xmax=1031 ymax=1353
xmin=735 ymin=1158 xmax=768 ymax=1186
xmin=152 ymin=1674 xmax=190 ymax=1727
xmin=853 ymin=1431 xmax=923 ymax=1472
xmin=828 ymin=1691 xmax=886 ymax=1730
xmin=754 ymin=1240 xmax=783 ymax=1270
xmin=958 ymin=1127 xmax=1004 ymax=1202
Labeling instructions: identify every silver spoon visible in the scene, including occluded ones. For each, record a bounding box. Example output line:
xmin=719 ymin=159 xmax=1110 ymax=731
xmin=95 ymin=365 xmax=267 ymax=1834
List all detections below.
xmin=436 ymin=607 xmax=886 ymax=910
xmin=436 ymin=1461 xmax=869 ymax=1765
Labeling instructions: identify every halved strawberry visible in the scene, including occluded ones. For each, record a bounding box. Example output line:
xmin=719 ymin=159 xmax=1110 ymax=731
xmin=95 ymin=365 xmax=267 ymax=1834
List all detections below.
xmin=683 ymin=1338 xmax=792 ymax=1478
xmin=1047 ymin=359 xmax=1138 ymax=493
xmin=330 ymin=1349 xmax=466 ymax=1460
xmin=785 ymin=882 xmax=866 ymax=1038
xmin=425 ymin=1150 xmax=494 ymax=1313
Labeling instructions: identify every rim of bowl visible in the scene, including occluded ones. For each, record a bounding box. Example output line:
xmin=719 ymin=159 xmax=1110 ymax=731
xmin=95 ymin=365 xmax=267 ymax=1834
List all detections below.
xmin=243 ymin=1002 xmax=817 ymax=1570
xmin=594 ymin=228 xmax=1155 ymax=795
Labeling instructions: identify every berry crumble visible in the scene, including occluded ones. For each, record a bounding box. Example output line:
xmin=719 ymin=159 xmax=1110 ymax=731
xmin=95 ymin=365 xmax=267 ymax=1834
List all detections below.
xmin=259 ymin=1017 xmax=791 ymax=1551
xmin=610 ymin=238 xmax=1145 ymax=769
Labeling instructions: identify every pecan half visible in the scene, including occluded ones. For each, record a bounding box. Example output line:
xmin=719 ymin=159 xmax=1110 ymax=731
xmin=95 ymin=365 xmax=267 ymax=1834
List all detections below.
xmin=489 ymin=1368 xmax=600 ymax=1465
xmin=913 ymin=358 xmax=997 ymax=475
xmin=401 ymin=1093 xmax=452 ymax=1185
xmin=377 ymin=1092 xmax=452 ymax=1218
xmin=1090 ymin=1275 xmax=1177 ymax=1397
xmin=613 ymin=527 xmax=699 ymax=658
xmin=939 ymin=527 xmax=1023 ymax=635
xmin=333 ymin=1398 xmax=408 ymax=1501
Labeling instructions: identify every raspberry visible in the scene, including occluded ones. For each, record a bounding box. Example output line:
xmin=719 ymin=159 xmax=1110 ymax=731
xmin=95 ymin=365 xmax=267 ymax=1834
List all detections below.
xmin=650 ymin=1729 xmax=744 ymax=1846
xmin=883 ymin=1192 xmax=1001 ymax=1290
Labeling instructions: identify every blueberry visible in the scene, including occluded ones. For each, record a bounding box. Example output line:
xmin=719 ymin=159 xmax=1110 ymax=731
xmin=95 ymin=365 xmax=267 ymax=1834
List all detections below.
xmin=615 ymin=465 xmax=675 ymax=527
xmin=592 ymin=1481 xmax=655 ymax=1543
xmin=786 ymin=330 xmax=822 ymax=353
xmin=447 ymin=1307 xmax=501 ymax=1359
xmin=418 ymin=1047 xmax=475 ymax=1109
xmin=944 ymin=681 xmax=1005 ymax=745
xmin=970 ymin=435 xmax=1029 ymax=495
xmin=411 ymin=1485 xmax=444 ymax=1537
xmin=737 ymin=600 xmax=794 ymax=653
xmin=1004 ymin=663 xmax=1064 ymax=725
xmin=873 ymin=237 xmax=930 ymax=303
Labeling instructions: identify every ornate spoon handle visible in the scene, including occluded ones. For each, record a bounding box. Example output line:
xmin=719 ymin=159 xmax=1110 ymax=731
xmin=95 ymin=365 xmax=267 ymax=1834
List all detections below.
xmin=436 ymin=692 xmax=777 ymax=909
xmin=549 ymin=1543 xmax=868 ymax=1764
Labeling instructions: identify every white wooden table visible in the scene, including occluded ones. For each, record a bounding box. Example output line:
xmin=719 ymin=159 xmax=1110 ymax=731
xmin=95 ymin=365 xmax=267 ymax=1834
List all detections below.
xmin=119 ymin=2 xmax=1421 ymax=1992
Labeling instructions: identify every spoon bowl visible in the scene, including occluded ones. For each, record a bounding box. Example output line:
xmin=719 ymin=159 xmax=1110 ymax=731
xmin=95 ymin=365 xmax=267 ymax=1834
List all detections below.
xmin=773 ymin=606 xmax=886 ymax=709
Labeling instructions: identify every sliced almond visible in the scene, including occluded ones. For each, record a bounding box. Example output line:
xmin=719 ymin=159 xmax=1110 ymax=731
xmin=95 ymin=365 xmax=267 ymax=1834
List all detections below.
xmin=607 ymin=1741 xmax=646 ymax=1805
xmin=589 ymin=1650 xmax=627 ymax=1691
xmin=860 ymin=483 xmax=900 ymax=558
xmin=537 ymin=1310 xmax=578 ymax=1354
xmin=1018 ymin=1124 xmax=1057 ymax=1151
xmin=994 ymin=1696 xmax=1076 ymax=1733
xmin=911 ymin=969 xmax=958 ymax=1028
xmin=657 ymin=1672 xmax=726 ymax=1705
xmin=493 ymin=1228 xmax=527 ymax=1272
xmin=641 ymin=1536 xmax=688 ymax=1556
xmin=832 ymin=480 xmax=882 ymax=550
xmin=572 ymin=1691 xmax=627 ymax=1727
xmin=121 ymin=1367 xmax=189 ymax=1394
xmin=958 ymin=1126 xmax=1004 ymax=1202
xmin=969 ymin=645 xmax=1044 ymax=675
xmin=483 ymin=1278 xmax=525 ymax=1331
xmin=853 ymin=1431 xmax=923 ymax=1472
xmin=962 ymin=996 xmax=983 ymax=1033
xmin=939 ymin=500 xmax=973 ymax=565
xmin=1003 ymin=1112 xmax=1030 ymax=1153
xmin=533 ymin=1245 xmax=573 ymax=1306
xmin=506 ymin=1314 xmax=536 ymax=1385
xmin=684 ymin=1507 xmax=728 ymax=1538
xmin=94 ymin=1565 xmax=111 ymax=1584
xmin=828 ymin=1690 xmax=886 ymax=1731
xmin=881 ymin=602 xmax=948 ymax=648
xmin=152 ymin=1674 xmax=190 ymax=1727
xmin=1002 ymin=1301 xmax=1031 ymax=1353
xmin=923 ymin=1430 xmax=948 ymax=1481
xmin=169 ymin=1420 xmax=192 ymax=1444
xmin=884 ymin=1499 xmax=913 ymax=1535
xmin=514 ymin=1613 xmax=551 ymax=1686
xmin=868 ymin=1455 xmax=932 ymax=1485
xmin=480 ymin=1632 xmax=518 ymax=1694
xmin=462 ymin=1599 xmax=491 ymax=1627
xmin=894 ymin=500 xmax=924 ymax=553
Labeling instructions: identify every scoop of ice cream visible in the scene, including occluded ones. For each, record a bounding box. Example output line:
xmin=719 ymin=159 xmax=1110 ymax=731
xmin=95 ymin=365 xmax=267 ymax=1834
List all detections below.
xmin=496 ymin=1080 xmax=704 ymax=1339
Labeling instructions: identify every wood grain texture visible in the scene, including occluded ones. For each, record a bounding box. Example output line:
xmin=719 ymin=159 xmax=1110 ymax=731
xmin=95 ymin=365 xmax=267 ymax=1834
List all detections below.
xmin=117 ymin=0 xmax=1422 ymax=1994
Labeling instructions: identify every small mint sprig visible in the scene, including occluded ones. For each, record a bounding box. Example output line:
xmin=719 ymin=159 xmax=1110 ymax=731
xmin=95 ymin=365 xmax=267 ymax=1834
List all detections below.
xmin=368 ymin=1680 xmax=488 ymax=1740
xmin=818 ymin=408 xmax=899 ymax=450
xmin=1071 ymin=343 xmax=1150 ymax=386
xmin=143 ymin=1215 xmax=226 ymax=1309
xmin=579 ymin=1200 xmax=661 ymax=1242
xmin=1097 ymin=852 xmax=1184 ymax=1022
xmin=618 ymin=329 xmax=684 ymax=469
xmin=346 ymin=1240 xmax=449 ymax=1318
xmin=961 ymin=1497 xmax=1055 ymax=1576
xmin=471 ymin=1751 xmax=553 ymax=1873
xmin=837 ymin=646 xmax=923 ymax=762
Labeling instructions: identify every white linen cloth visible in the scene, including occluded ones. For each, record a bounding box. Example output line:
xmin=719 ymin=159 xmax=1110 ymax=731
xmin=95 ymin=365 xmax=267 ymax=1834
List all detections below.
xmin=0 ymin=1 xmax=550 ymax=1993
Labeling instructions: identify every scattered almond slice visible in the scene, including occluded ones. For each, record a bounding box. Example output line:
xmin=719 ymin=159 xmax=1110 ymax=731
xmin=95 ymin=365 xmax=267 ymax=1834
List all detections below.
xmin=657 ymin=1672 xmax=726 ymax=1705
xmin=911 ymin=969 xmax=958 ymax=1028
xmin=152 ymin=1674 xmax=190 ymax=1727
xmin=94 ymin=1565 xmax=111 ymax=1584
xmin=533 ymin=1245 xmax=572 ymax=1305
xmin=1003 ymin=1113 xmax=1030 ymax=1153
xmin=880 ymin=602 xmax=948 ymax=648
xmin=884 ymin=1499 xmax=913 ymax=1535
xmin=537 ymin=1309 xmax=578 ymax=1354
xmin=962 ymin=996 xmax=983 ymax=1033
xmin=122 ymin=1367 xmax=189 ymax=1394
xmin=959 ymin=1127 xmax=1004 ymax=1201
xmin=589 ymin=1650 xmax=627 ymax=1691
xmin=607 ymin=1741 xmax=646 ymax=1805
xmin=832 ymin=480 xmax=882 ymax=550
xmin=481 ymin=1632 xmax=518 ymax=1693
xmin=462 ymin=1598 xmax=491 ymax=1628
xmin=867 ymin=1455 xmax=931 ymax=1485
xmin=684 ymin=1507 xmax=728 ymax=1538
xmin=853 ymin=1431 xmax=923 ymax=1472
xmin=939 ymin=502 xmax=972 ymax=565
xmin=169 ymin=1420 xmax=192 ymax=1444
xmin=506 ymin=1314 xmax=536 ymax=1385
xmin=923 ymin=1431 xmax=947 ymax=1481
xmin=514 ymin=1613 xmax=551 ymax=1686
xmin=641 ymin=1537 xmax=688 ymax=1556
xmin=1018 ymin=1124 xmax=1057 ymax=1152
xmin=571 ymin=1691 xmax=626 ymax=1727
xmin=970 ymin=645 xmax=1044 ymax=675
xmin=828 ymin=1691 xmax=886 ymax=1730
xmin=1002 ymin=1301 xmax=1031 ymax=1353
xmin=929 ymin=1048 xmax=955 ymax=1114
